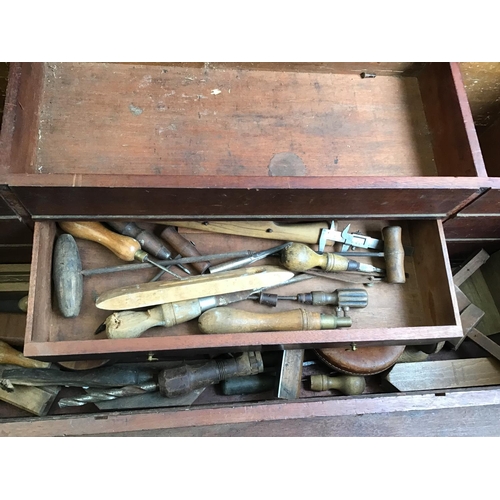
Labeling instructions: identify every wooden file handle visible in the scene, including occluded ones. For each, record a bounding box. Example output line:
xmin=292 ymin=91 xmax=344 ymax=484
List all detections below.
xmin=382 ymin=226 xmax=405 ymax=284
xmin=198 ymin=307 xmax=352 ymax=334
xmin=0 ymin=341 xmax=51 ymax=369
xmin=105 ymin=299 xmax=208 ymax=339
xmin=58 ymin=221 xmax=141 ymax=261
xmin=160 ymin=226 xmax=209 ymax=274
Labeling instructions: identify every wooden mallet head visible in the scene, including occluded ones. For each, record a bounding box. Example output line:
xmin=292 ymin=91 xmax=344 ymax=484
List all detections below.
xmin=53 ymin=234 xmax=83 ymax=318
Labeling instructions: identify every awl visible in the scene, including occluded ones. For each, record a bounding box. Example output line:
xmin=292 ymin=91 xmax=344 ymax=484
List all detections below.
xmin=95 ymin=265 xmax=294 ymax=311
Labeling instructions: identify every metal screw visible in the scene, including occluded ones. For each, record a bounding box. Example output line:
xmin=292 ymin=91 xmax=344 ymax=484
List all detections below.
xmin=360 ymin=72 xmax=376 ymax=79
xmin=350 ymin=342 xmax=357 ymax=351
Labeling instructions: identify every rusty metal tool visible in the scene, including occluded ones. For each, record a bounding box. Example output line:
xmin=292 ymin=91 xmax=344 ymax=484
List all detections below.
xmin=106 ymin=221 xmax=191 ymax=275
xmin=250 ymin=288 xmax=368 ymax=309
xmin=281 ymin=243 xmax=385 ymax=274
xmin=57 ymin=351 xmax=264 ymax=407
xmin=198 ymin=307 xmax=352 ymax=334
xmin=58 ymin=221 xmax=181 ymax=278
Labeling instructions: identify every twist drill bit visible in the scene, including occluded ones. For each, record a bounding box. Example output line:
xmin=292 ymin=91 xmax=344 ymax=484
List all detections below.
xmin=58 ymin=382 xmax=158 ymax=407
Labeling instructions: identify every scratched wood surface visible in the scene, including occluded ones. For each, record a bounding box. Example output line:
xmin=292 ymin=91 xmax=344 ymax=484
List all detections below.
xmin=34 ymin=62 xmax=437 ymax=178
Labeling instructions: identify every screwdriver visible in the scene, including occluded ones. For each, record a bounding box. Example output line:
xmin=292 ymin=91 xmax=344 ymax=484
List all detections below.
xmin=58 ymin=221 xmax=181 ymax=279
xmin=106 ymin=221 xmax=191 ymax=275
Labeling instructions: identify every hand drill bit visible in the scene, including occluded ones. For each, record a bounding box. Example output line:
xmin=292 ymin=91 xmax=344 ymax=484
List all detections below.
xmin=58 ymin=382 xmax=158 ymax=407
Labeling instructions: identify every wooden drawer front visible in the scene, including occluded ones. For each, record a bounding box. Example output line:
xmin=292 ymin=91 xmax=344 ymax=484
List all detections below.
xmin=24 ymin=219 xmax=461 ymax=360
xmin=1 ymin=62 xmax=487 ymax=218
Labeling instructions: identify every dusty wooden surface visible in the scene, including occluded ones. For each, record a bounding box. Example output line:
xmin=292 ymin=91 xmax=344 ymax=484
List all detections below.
xmin=34 ymin=63 xmax=436 ymax=178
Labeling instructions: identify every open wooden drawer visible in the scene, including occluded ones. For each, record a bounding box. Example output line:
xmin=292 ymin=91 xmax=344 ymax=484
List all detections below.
xmin=0 ymin=62 xmax=488 ymax=219
xmin=23 ymin=218 xmax=461 ymax=360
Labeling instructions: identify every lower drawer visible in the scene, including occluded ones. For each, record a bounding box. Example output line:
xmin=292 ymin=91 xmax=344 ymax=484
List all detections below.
xmin=24 ymin=219 xmax=461 ymax=360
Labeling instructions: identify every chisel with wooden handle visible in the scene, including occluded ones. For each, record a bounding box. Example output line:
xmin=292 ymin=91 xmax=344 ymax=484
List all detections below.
xmin=0 ymin=341 xmax=51 ymax=369
xmin=198 ymin=307 xmax=352 ymax=334
xmin=95 ymin=265 xmax=294 ymax=311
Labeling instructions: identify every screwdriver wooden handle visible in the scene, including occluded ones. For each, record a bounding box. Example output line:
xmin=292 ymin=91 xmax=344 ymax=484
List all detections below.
xmin=58 ymin=221 xmax=141 ymax=262
xmin=198 ymin=307 xmax=352 ymax=334
xmin=160 ymin=226 xmax=210 ymax=274
xmin=382 ymin=226 xmax=406 ymax=284
xmin=105 ymin=298 xmax=215 ymax=339
xmin=0 ymin=341 xmax=51 ymax=369
xmin=310 ymin=374 xmax=366 ymax=395
xmin=281 ymin=243 xmax=354 ymax=272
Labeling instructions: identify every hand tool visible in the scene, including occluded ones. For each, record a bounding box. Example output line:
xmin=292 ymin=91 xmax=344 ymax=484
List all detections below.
xmin=57 ymin=351 xmax=263 ymax=406
xmin=318 ymin=221 xmax=383 ymax=253
xmin=58 ymin=221 xmax=181 ymax=278
xmin=159 ymin=225 xmax=210 ymax=274
xmin=104 ymin=290 xmax=260 ymax=339
xmin=52 ymin=230 xmax=183 ymax=318
xmin=250 ymin=288 xmax=368 ymax=309
xmin=280 ymin=243 xmax=385 ymax=274
xmin=198 ymin=307 xmax=352 ymax=334
xmin=277 ymin=349 xmax=304 ymax=399
xmin=310 ymin=374 xmax=366 ymax=395
xmin=0 ymin=365 xmax=155 ymax=389
xmin=208 ymin=243 xmax=291 ymax=274
xmin=158 ymin=220 xmax=383 ymax=253
xmin=106 ymin=221 xmax=191 ymax=275
xmin=81 ymin=249 xmax=255 ymax=276
xmin=98 ymin=274 xmax=312 ymax=338
xmin=95 ymin=265 xmax=294 ymax=311
xmin=381 ymin=226 xmax=405 ymax=284
xmin=0 ymin=340 xmax=51 ymax=369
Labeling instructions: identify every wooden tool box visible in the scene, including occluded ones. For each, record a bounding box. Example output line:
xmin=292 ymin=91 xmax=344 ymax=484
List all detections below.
xmin=1 ymin=62 xmax=500 ymax=436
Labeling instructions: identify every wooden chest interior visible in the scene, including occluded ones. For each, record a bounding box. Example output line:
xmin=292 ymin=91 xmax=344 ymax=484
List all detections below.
xmin=23 ymin=218 xmax=461 ymax=360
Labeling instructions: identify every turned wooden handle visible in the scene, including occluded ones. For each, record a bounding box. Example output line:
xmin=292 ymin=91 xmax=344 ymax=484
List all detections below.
xmin=58 ymin=221 xmax=141 ymax=261
xmin=160 ymin=226 xmax=209 ymax=274
xmin=382 ymin=226 xmax=405 ymax=284
xmin=310 ymin=374 xmax=366 ymax=395
xmin=0 ymin=341 xmax=51 ymax=369
xmin=281 ymin=243 xmax=350 ymax=272
xmin=106 ymin=299 xmax=205 ymax=339
xmin=199 ymin=307 xmax=324 ymax=334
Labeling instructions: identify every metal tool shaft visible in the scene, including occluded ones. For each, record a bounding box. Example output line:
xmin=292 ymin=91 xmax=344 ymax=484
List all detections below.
xmin=58 ymin=382 xmax=158 ymax=407
xmin=82 ymin=250 xmax=254 ymax=276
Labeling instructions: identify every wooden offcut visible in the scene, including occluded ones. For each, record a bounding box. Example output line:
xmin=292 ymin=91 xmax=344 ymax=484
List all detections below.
xmin=385 ymin=358 xmax=500 ymax=391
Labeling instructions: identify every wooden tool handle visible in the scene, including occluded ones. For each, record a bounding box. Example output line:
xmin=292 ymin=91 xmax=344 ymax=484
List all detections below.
xmin=158 ymin=351 xmax=263 ymax=397
xmin=160 ymin=226 xmax=209 ymax=274
xmin=0 ymin=341 xmax=51 ymax=369
xmin=382 ymin=226 xmax=405 ymax=284
xmin=107 ymin=221 xmax=173 ymax=260
xmin=310 ymin=374 xmax=366 ymax=395
xmin=281 ymin=243 xmax=350 ymax=272
xmin=105 ymin=299 xmax=206 ymax=339
xmin=58 ymin=221 xmax=141 ymax=261
xmin=199 ymin=307 xmax=330 ymax=334
xmin=157 ymin=221 xmax=329 ymax=244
